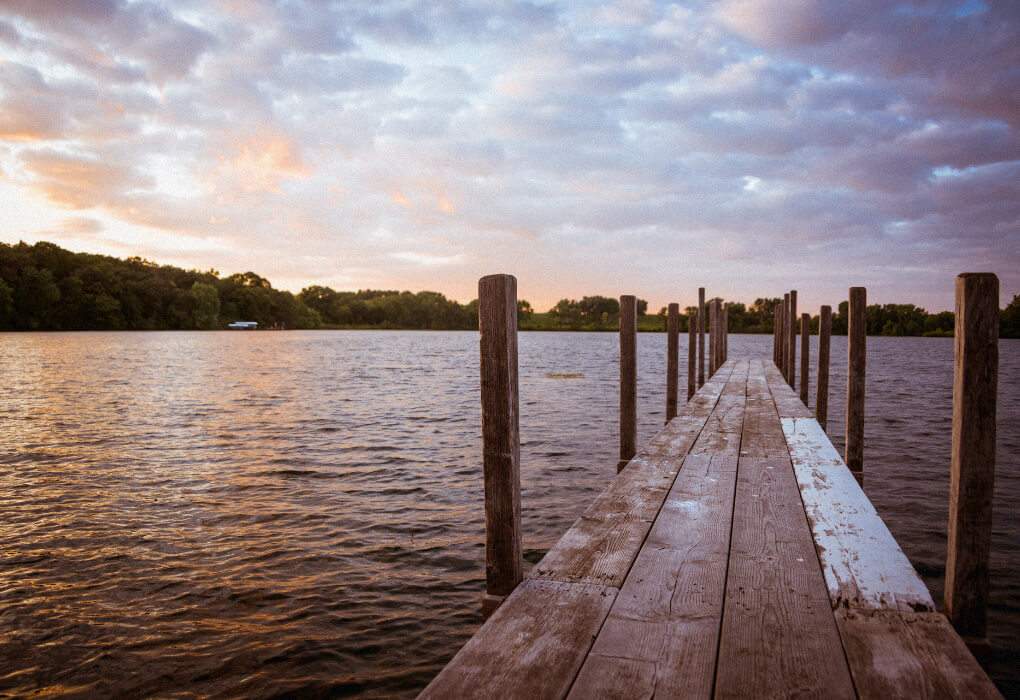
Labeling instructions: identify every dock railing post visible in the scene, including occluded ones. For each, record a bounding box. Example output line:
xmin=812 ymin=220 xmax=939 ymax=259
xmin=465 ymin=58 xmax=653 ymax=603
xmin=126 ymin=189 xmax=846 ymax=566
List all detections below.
xmin=723 ymin=303 xmax=728 ymax=364
xmin=478 ymin=274 xmax=523 ymax=617
xmin=687 ymin=310 xmax=697 ymax=401
xmin=708 ymin=300 xmax=717 ymax=377
xmin=787 ymin=290 xmax=797 ymax=390
xmin=619 ymin=295 xmax=637 ymax=472
xmin=846 ymin=287 xmax=866 ymax=484
xmin=945 ymin=273 xmax=998 ymax=641
xmin=698 ymin=288 xmax=705 ymax=387
xmin=781 ymin=293 xmax=790 ymax=377
xmin=800 ymin=312 xmax=810 ymax=405
xmin=773 ymin=305 xmax=780 ymax=366
xmin=816 ymin=305 xmax=831 ymax=430
xmin=666 ymin=303 xmax=679 ymax=423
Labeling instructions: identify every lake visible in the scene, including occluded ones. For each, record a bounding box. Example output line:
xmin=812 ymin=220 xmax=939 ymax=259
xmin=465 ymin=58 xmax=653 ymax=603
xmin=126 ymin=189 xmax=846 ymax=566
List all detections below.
xmin=1 ymin=331 xmax=1017 ymax=697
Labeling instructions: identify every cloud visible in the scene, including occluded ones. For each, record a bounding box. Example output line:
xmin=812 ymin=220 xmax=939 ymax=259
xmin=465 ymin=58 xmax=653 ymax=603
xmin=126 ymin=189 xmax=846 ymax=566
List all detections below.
xmin=0 ymin=0 xmax=1015 ymax=311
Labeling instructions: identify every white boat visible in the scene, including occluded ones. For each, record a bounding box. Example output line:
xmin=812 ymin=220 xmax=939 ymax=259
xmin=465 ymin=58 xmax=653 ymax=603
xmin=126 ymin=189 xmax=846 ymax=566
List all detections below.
xmin=227 ymin=321 xmax=258 ymax=330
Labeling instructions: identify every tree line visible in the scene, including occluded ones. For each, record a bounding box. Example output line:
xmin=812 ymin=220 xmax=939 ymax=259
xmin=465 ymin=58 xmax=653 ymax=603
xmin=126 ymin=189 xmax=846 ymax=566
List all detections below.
xmin=1 ymin=241 xmax=1016 ymax=337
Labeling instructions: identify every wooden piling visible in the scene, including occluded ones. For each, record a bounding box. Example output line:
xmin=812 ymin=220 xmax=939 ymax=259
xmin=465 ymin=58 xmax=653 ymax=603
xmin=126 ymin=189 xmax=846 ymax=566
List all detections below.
xmin=619 ymin=295 xmax=637 ymax=472
xmin=698 ymin=288 xmax=705 ymax=387
xmin=666 ymin=303 xmax=679 ymax=423
xmin=478 ymin=274 xmax=523 ymax=615
xmin=787 ymin=290 xmax=797 ymax=390
xmin=816 ymin=305 xmax=831 ymax=431
xmin=687 ymin=309 xmax=697 ymax=400
xmin=781 ymin=293 xmax=789 ymax=377
xmin=945 ymin=273 xmax=999 ymax=640
xmin=845 ymin=287 xmax=866 ymax=482
xmin=722 ymin=303 xmax=728 ymax=364
xmin=773 ymin=306 xmax=778 ymax=363
xmin=800 ymin=312 xmax=810 ymax=405
xmin=708 ymin=300 xmax=717 ymax=377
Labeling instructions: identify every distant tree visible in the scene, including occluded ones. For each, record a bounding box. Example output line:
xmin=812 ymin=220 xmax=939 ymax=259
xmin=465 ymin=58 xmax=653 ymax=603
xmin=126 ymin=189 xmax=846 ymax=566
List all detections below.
xmin=1002 ymin=294 xmax=1020 ymax=339
xmin=636 ymin=298 xmax=648 ymax=315
xmin=0 ymin=279 xmax=12 ymax=326
xmin=190 ymin=281 xmax=221 ymax=329
xmin=517 ymin=299 xmax=534 ymax=322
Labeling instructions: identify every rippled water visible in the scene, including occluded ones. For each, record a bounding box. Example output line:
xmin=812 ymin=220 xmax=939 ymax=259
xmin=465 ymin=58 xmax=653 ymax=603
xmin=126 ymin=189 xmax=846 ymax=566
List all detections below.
xmin=1 ymin=331 xmax=1017 ymax=697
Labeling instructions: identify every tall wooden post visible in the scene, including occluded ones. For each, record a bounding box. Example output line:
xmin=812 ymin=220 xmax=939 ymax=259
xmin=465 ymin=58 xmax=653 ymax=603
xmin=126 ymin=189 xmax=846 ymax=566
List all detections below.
xmin=722 ymin=303 xmax=728 ymax=364
xmin=619 ymin=295 xmax=637 ymax=473
xmin=687 ymin=309 xmax=697 ymax=400
xmin=800 ymin=312 xmax=810 ymax=405
xmin=708 ymin=300 xmax=717 ymax=377
xmin=787 ymin=290 xmax=797 ymax=390
xmin=666 ymin=303 xmax=679 ymax=423
xmin=945 ymin=273 xmax=999 ymax=640
xmin=846 ymin=287 xmax=866 ymax=483
xmin=816 ymin=305 xmax=831 ymax=431
xmin=698 ymin=288 xmax=706 ymax=387
xmin=781 ymin=293 xmax=790 ymax=376
xmin=773 ymin=305 xmax=780 ymax=365
xmin=478 ymin=274 xmax=523 ymax=616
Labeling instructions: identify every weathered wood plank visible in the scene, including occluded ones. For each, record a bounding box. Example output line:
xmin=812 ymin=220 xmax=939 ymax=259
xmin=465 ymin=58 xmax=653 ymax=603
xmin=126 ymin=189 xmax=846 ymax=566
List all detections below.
xmin=419 ymin=579 xmax=618 ymax=700
xmin=716 ymin=425 xmax=856 ymax=700
xmin=531 ymin=363 xmax=735 ymax=587
xmin=780 ymin=416 xmax=935 ymax=613
xmin=836 ymin=609 xmax=1003 ymax=699
xmin=569 ymin=456 xmax=741 ymax=698
xmin=739 ymin=360 xmax=788 ymax=459
xmin=763 ymin=359 xmax=813 ymax=418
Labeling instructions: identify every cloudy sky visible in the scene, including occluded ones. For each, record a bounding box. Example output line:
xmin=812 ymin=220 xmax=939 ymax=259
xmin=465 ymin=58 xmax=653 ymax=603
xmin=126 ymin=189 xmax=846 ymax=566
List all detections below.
xmin=0 ymin=0 xmax=1017 ymax=312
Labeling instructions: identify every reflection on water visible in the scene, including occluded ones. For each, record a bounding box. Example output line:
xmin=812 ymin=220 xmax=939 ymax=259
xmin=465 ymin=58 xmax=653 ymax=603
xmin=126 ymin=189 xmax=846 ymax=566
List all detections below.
xmin=1 ymin=331 xmax=1017 ymax=697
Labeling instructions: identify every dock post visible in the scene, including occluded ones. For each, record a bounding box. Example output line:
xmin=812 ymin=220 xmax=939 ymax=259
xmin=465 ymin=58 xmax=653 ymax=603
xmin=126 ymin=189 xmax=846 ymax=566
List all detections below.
xmin=787 ymin=290 xmax=797 ymax=390
xmin=619 ymin=295 xmax=637 ymax=472
xmin=698 ymin=288 xmax=705 ymax=387
xmin=723 ymin=303 xmax=728 ymax=364
xmin=666 ymin=303 xmax=679 ymax=423
xmin=781 ymin=293 xmax=789 ymax=377
xmin=800 ymin=312 xmax=810 ymax=405
xmin=478 ymin=274 xmax=523 ymax=616
xmin=773 ymin=305 xmax=780 ymax=366
xmin=945 ymin=273 xmax=999 ymax=641
xmin=816 ymin=305 xmax=831 ymax=430
xmin=687 ymin=310 xmax=697 ymax=400
xmin=846 ymin=287 xmax=866 ymax=484
xmin=708 ymin=300 xmax=717 ymax=377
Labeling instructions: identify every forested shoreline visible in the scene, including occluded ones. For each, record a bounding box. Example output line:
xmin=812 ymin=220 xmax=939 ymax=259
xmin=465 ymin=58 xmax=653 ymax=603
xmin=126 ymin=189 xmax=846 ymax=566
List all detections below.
xmin=1 ymin=241 xmax=1017 ymax=337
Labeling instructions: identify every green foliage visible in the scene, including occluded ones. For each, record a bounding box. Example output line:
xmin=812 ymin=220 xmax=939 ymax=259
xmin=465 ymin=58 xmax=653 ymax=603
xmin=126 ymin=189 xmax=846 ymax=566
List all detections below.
xmin=1002 ymin=295 xmax=1020 ymax=339
xmin=189 ymin=281 xmax=220 ymax=329
xmin=0 ymin=241 xmax=319 ymax=330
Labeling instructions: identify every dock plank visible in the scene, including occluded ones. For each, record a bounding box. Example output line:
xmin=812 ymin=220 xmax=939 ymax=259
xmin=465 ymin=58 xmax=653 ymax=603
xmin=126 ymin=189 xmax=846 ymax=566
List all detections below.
xmin=716 ymin=361 xmax=855 ymax=698
xmin=763 ymin=360 xmax=813 ymax=418
xmin=836 ymin=609 xmax=1002 ymax=699
xmin=531 ymin=363 xmax=735 ymax=587
xmin=572 ymin=454 xmax=741 ymax=699
xmin=777 ymin=415 xmax=934 ymax=613
xmin=419 ymin=578 xmax=617 ymax=699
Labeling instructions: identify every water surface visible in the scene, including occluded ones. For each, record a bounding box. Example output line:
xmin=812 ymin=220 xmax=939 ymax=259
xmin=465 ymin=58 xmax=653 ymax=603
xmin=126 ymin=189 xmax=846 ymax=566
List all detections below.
xmin=1 ymin=331 xmax=1017 ymax=697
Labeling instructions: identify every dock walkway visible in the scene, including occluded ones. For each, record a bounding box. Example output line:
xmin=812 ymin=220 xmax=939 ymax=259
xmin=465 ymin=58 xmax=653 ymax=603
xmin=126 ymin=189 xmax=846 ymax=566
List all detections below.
xmin=421 ymin=357 xmax=1001 ymax=698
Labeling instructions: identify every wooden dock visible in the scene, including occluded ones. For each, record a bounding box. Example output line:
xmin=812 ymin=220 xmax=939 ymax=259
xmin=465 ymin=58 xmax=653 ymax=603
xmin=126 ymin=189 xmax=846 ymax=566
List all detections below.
xmin=421 ymin=357 xmax=1001 ymax=698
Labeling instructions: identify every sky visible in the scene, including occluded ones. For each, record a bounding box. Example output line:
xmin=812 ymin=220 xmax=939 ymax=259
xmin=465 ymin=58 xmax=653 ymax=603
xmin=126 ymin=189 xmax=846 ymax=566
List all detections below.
xmin=0 ymin=0 xmax=1017 ymax=313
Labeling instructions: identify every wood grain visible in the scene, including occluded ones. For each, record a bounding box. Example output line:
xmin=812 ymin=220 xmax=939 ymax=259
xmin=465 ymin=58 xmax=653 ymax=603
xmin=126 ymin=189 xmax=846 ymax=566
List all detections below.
xmin=816 ymin=305 xmax=831 ymax=431
xmin=620 ymin=295 xmax=637 ymax=471
xmin=946 ymin=272 xmax=999 ymax=638
xmin=787 ymin=289 xmax=797 ymax=390
xmin=419 ymin=579 xmax=618 ymax=700
xmin=478 ymin=274 xmax=522 ymax=597
xmin=780 ymin=416 xmax=934 ymax=613
xmin=846 ymin=286 xmax=866 ymax=477
xmin=716 ymin=377 xmax=856 ymax=699
xmin=800 ymin=312 xmax=810 ymax=405
xmin=836 ymin=609 xmax=1003 ymax=699
xmin=667 ymin=302 xmax=679 ymax=422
